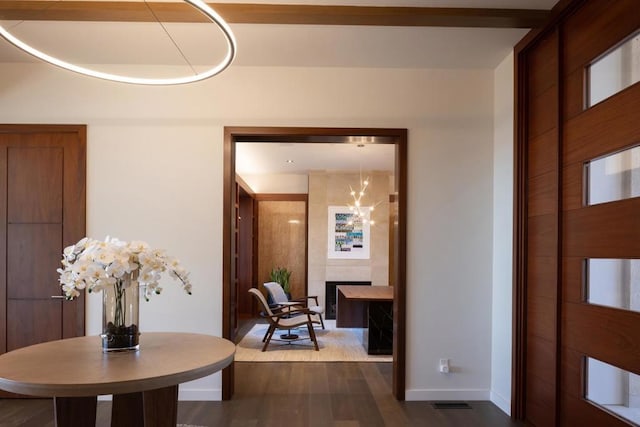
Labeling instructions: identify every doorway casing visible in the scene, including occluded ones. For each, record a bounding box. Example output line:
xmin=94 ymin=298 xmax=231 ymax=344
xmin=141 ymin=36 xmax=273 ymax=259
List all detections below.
xmin=222 ymin=126 xmax=407 ymax=400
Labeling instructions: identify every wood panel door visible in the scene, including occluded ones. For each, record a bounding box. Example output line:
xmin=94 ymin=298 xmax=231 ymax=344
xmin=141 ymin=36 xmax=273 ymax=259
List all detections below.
xmin=237 ymin=187 xmax=255 ymax=319
xmin=515 ymin=0 xmax=640 ymax=424
xmin=0 ymin=125 xmax=86 ymax=356
xmin=559 ymin=2 xmax=640 ymax=424
xmin=559 ymin=94 xmax=640 ymax=425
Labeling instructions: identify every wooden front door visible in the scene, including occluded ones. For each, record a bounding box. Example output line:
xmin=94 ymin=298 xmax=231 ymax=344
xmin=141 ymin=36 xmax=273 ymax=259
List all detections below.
xmin=558 ymin=3 xmax=640 ymax=421
xmin=515 ymin=0 xmax=640 ymax=424
xmin=0 ymin=125 xmax=86 ymax=356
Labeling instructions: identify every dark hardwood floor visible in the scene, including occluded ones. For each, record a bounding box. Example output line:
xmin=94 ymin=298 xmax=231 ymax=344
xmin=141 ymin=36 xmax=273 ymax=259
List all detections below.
xmin=0 ymin=319 xmax=522 ymax=426
xmin=0 ymin=361 xmax=522 ymax=426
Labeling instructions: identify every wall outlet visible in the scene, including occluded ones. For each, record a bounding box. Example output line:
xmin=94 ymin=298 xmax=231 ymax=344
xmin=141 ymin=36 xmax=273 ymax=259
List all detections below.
xmin=439 ymin=358 xmax=450 ymax=373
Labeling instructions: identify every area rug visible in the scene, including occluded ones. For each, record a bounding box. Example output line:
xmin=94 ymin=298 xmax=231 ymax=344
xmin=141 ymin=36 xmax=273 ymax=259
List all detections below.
xmin=234 ymin=320 xmax=392 ymax=362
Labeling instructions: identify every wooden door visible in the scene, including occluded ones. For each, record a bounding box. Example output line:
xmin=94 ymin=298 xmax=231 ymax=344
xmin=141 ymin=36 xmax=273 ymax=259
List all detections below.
xmin=559 ymin=2 xmax=640 ymax=423
xmin=237 ymin=187 xmax=255 ymax=319
xmin=515 ymin=0 xmax=640 ymax=424
xmin=0 ymin=125 xmax=86 ymax=355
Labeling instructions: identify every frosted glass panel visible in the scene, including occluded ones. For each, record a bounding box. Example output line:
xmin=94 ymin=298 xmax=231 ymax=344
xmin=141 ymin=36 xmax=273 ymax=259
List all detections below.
xmin=586 ymin=146 xmax=640 ymax=206
xmin=586 ymin=357 xmax=640 ymax=426
xmin=588 ymin=31 xmax=640 ymax=107
xmin=586 ymin=259 xmax=640 ymax=313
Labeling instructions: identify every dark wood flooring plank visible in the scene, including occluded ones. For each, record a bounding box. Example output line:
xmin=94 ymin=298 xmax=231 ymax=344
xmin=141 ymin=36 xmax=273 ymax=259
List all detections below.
xmin=0 ymin=361 xmax=523 ymax=427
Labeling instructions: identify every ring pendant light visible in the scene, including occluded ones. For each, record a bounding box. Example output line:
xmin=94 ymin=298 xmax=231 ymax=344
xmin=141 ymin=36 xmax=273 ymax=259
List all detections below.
xmin=0 ymin=0 xmax=237 ymax=85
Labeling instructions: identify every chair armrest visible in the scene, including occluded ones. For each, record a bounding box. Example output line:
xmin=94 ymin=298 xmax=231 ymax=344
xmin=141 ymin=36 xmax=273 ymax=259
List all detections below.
xmin=292 ymin=295 xmax=319 ymax=305
xmin=268 ymin=307 xmax=313 ymax=318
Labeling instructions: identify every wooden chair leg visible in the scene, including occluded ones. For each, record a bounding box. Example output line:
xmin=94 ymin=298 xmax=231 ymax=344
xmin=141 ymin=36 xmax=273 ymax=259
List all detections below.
xmin=318 ymin=314 xmax=325 ymax=329
xmin=307 ymin=319 xmax=319 ymax=351
xmin=262 ymin=326 xmax=276 ymax=352
xmin=262 ymin=325 xmax=274 ymax=343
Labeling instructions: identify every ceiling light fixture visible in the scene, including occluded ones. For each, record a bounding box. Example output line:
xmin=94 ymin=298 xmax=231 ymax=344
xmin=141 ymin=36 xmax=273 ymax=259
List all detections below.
xmin=348 ymin=173 xmax=377 ymax=226
xmin=0 ymin=0 xmax=237 ymax=85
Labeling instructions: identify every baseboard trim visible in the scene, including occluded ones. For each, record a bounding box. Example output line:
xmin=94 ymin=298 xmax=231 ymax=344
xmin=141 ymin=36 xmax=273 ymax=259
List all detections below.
xmin=178 ymin=388 xmax=222 ymax=401
xmin=97 ymin=388 xmax=222 ymax=402
xmin=405 ymin=389 xmax=490 ymax=401
xmin=490 ymin=390 xmax=511 ymax=415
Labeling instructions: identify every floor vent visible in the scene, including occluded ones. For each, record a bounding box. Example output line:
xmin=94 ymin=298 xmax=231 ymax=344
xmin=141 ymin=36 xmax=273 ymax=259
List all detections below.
xmin=432 ymin=402 xmax=472 ymax=409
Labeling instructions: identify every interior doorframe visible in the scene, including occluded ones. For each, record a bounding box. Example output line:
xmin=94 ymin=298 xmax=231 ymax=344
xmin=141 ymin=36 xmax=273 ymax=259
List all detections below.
xmin=222 ymin=126 xmax=407 ymax=400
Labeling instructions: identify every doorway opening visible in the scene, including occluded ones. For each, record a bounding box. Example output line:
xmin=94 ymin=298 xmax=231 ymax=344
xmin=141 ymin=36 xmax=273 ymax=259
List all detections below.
xmin=222 ymin=127 xmax=407 ymax=400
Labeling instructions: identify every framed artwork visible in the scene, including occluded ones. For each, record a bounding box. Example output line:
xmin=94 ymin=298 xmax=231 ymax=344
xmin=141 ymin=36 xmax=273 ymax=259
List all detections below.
xmin=327 ymin=205 xmax=371 ymax=259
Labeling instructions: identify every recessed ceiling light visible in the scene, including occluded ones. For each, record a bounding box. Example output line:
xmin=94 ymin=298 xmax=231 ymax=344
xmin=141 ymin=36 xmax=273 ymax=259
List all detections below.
xmin=285 ymin=159 xmax=294 ymax=164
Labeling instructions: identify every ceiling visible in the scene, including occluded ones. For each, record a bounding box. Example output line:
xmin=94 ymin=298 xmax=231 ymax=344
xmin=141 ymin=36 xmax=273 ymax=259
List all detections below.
xmin=0 ymin=0 xmax=557 ymax=69
xmin=236 ymin=142 xmax=396 ymax=175
xmin=0 ymin=0 xmax=557 ymax=175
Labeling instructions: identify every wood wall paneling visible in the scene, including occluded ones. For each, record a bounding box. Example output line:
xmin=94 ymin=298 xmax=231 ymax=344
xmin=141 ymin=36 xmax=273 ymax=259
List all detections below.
xmin=560 ymin=257 xmax=583 ymax=304
xmin=527 ymin=31 xmax=559 ymax=97
xmin=0 ymin=143 xmax=5 ymax=355
xmin=562 ymin=0 xmax=640 ymax=76
xmin=520 ymin=24 xmax=560 ymax=426
xmin=7 ymin=224 xmax=62 ymax=299
xmin=7 ymin=146 xmax=63 ymax=224
xmin=527 ymin=214 xmax=558 ymax=258
xmin=525 ymin=373 xmax=557 ymax=427
xmin=527 ymin=256 xmax=558 ymax=300
xmin=527 ymin=334 xmax=558 ymax=384
xmin=563 ymin=302 xmax=640 ymax=376
xmin=528 ymin=86 xmax=559 ymax=139
xmin=528 ymin=171 xmax=558 ymax=218
xmin=562 ymin=199 xmax=640 ymax=258
xmin=558 ymin=346 xmax=583 ymax=400
xmin=560 ymin=163 xmax=583 ymax=212
xmin=527 ymin=296 xmax=557 ymax=342
xmin=563 ymin=83 xmax=640 ymax=165
xmin=528 ymin=130 xmax=559 ymax=179
xmin=561 ymin=68 xmax=585 ymax=121
xmin=7 ymin=300 xmax=61 ymax=351
xmin=559 ymin=392 xmax=633 ymax=427
xmin=257 ymin=200 xmax=307 ymax=298
xmin=559 ymin=347 xmax=633 ymax=427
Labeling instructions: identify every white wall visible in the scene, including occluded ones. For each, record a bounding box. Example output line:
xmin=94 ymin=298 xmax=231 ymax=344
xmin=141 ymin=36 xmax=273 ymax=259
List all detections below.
xmin=491 ymin=51 xmax=514 ymax=414
xmin=0 ymin=62 xmax=497 ymax=402
xmin=238 ymin=173 xmax=308 ymax=193
xmin=404 ymin=75 xmax=495 ymax=400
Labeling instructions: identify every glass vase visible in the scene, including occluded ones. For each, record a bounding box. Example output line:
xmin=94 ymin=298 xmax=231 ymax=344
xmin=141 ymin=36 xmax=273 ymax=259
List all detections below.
xmin=101 ymin=272 xmax=140 ymax=352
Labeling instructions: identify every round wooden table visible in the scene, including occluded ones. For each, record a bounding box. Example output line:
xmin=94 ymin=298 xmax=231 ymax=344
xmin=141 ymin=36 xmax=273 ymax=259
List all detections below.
xmin=0 ymin=332 xmax=235 ymax=427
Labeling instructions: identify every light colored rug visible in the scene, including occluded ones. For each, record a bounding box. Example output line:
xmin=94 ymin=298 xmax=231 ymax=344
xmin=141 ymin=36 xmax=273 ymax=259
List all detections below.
xmin=235 ymin=319 xmax=393 ymax=362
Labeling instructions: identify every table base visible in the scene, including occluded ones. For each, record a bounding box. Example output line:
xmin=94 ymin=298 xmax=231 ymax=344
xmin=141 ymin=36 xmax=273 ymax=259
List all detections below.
xmin=54 ymin=385 xmax=178 ymax=427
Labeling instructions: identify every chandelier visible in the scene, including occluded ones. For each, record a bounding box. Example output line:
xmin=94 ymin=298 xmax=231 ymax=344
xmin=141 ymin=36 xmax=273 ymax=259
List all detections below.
xmin=0 ymin=0 xmax=237 ymax=85
xmin=348 ymin=175 xmax=376 ymax=226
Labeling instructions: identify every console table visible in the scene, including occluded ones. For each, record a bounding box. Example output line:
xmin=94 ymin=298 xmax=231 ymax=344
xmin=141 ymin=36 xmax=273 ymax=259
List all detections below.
xmin=0 ymin=332 xmax=235 ymax=427
xmin=336 ymin=285 xmax=393 ymax=355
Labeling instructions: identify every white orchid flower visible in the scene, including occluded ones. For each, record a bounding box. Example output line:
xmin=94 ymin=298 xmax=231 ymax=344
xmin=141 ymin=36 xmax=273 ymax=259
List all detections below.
xmin=128 ymin=240 xmax=149 ymax=253
xmin=58 ymin=236 xmax=193 ymax=301
xmin=105 ymin=259 xmax=127 ymax=278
